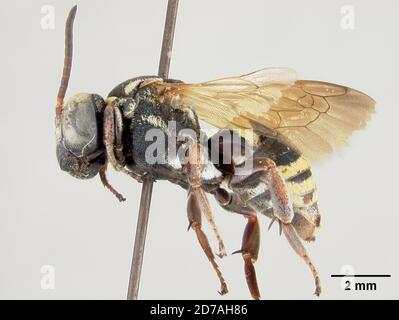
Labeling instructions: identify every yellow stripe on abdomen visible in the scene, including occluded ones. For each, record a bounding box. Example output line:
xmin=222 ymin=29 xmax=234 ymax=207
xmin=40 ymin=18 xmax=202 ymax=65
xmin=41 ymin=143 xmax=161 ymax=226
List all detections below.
xmin=277 ymin=155 xmax=318 ymax=208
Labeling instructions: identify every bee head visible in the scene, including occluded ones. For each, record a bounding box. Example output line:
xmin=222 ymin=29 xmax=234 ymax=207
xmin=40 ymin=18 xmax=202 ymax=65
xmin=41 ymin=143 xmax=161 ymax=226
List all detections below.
xmin=56 ymin=93 xmax=106 ymax=179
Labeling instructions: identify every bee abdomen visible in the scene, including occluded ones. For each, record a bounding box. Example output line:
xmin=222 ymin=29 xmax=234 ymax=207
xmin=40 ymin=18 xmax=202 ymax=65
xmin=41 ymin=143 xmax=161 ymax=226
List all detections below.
xmin=231 ymin=139 xmax=321 ymax=240
xmin=275 ymin=149 xmax=321 ymax=240
xmin=230 ymin=182 xmax=274 ymax=217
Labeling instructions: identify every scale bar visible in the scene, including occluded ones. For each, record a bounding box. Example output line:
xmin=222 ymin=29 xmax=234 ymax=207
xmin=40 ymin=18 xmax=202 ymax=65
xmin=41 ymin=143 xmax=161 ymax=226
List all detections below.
xmin=331 ymin=274 xmax=391 ymax=278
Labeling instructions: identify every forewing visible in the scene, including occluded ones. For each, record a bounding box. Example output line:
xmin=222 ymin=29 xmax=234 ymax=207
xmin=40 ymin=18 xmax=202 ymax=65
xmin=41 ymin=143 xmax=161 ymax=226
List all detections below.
xmin=148 ymin=69 xmax=375 ymax=160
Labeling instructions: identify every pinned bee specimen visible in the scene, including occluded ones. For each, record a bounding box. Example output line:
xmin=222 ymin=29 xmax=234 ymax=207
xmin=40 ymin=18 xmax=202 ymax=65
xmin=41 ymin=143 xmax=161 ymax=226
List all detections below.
xmin=55 ymin=6 xmax=375 ymax=299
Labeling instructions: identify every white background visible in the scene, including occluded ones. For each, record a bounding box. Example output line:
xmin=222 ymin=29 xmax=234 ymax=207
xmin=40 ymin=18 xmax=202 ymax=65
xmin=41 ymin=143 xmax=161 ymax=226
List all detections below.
xmin=0 ymin=0 xmax=398 ymax=299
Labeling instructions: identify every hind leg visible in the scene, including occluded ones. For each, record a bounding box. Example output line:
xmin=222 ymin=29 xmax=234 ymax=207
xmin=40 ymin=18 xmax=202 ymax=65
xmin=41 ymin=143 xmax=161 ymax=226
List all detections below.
xmin=230 ymin=156 xmax=322 ymax=296
xmin=258 ymin=158 xmax=321 ymax=295
xmin=281 ymin=223 xmax=321 ymax=296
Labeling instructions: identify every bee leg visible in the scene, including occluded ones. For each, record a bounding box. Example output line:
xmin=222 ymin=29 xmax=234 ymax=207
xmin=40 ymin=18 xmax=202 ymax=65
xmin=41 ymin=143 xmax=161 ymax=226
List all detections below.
xmin=186 ymin=143 xmax=228 ymax=295
xmin=229 ymin=157 xmax=321 ymax=296
xmin=199 ymin=191 xmax=227 ymax=259
xmin=185 ymin=142 xmax=227 ymax=258
xmin=187 ymin=189 xmax=228 ymax=295
xmin=103 ymin=102 xmax=143 ymax=183
xmin=99 ymin=163 xmax=126 ymax=202
xmin=249 ymin=158 xmax=321 ymax=296
xmin=238 ymin=213 xmax=261 ymax=300
xmin=281 ymin=223 xmax=322 ymax=296
xmin=214 ymin=189 xmax=261 ymax=300
xmin=254 ymin=158 xmax=321 ymax=296
xmin=252 ymin=158 xmax=321 ymax=296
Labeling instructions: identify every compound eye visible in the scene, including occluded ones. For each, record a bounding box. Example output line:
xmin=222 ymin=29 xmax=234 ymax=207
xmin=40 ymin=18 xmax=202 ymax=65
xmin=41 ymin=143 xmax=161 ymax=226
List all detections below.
xmin=61 ymin=93 xmax=105 ymax=157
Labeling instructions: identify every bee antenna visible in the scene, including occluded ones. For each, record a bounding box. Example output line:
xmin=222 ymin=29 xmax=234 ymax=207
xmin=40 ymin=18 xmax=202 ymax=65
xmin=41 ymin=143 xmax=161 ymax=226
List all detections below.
xmin=56 ymin=5 xmax=77 ymax=122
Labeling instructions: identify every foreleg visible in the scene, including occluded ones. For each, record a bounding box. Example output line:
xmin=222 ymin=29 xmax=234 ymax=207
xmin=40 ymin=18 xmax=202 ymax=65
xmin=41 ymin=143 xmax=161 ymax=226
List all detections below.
xmin=103 ymin=101 xmax=143 ymax=183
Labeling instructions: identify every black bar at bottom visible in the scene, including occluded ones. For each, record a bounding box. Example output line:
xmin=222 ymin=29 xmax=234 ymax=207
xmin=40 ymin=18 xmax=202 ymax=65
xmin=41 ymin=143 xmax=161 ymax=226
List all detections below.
xmin=0 ymin=300 xmax=397 ymax=318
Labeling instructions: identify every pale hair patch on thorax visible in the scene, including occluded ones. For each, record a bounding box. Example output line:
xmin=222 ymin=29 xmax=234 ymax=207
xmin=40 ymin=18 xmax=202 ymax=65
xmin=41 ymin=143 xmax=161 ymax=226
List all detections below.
xmin=124 ymin=79 xmax=144 ymax=96
xmin=142 ymin=114 xmax=168 ymax=130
